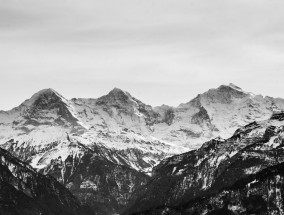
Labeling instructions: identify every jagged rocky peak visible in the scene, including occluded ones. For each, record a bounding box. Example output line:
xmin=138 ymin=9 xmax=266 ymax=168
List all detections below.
xmin=108 ymin=87 xmax=131 ymax=99
xmin=14 ymin=88 xmax=80 ymax=127
xmin=96 ymin=88 xmax=161 ymax=125
xmin=96 ymin=87 xmax=142 ymax=109
xmin=201 ymin=83 xmax=248 ymax=104
xmin=109 ymin=87 xmax=129 ymax=96
xmin=22 ymin=88 xmax=66 ymax=108
xmin=22 ymin=88 xmax=68 ymax=113
xmin=96 ymin=87 xmax=134 ymax=106
xmin=181 ymin=83 xmax=247 ymax=108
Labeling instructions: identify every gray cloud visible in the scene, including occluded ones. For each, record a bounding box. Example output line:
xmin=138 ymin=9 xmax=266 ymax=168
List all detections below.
xmin=1 ymin=0 xmax=284 ymax=110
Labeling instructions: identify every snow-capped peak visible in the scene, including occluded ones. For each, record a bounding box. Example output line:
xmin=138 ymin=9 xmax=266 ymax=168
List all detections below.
xmin=96 ymin=87 xmax=137 ymax=107
xmin=31 ymin=88 xmax=59 ymax=98
xmin=21 ymin=88 xmax=65 ymax=107
xmin=110 ymin=87 xmax=127 ymax=94
xmin=108 ymin=87 xmax=132 ymax=98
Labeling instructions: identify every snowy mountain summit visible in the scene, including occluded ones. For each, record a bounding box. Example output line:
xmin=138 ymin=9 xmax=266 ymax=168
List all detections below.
xmin=1 ymin=83 xmax=284 ymax=214
xmin=1 ymin=84 xmax=284 ymax=170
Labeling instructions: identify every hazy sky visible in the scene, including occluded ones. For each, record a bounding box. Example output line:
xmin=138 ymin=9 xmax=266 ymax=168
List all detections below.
xmin=1 ymin=0 xmax=284 ymax=110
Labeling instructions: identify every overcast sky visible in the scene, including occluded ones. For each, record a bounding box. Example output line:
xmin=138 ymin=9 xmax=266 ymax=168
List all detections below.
xmin=1 ymin=0 xmax=284 ymax=110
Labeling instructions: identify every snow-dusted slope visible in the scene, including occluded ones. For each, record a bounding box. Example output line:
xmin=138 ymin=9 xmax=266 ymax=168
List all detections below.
xmin=1 ymin=84 xmax=284 ymax=173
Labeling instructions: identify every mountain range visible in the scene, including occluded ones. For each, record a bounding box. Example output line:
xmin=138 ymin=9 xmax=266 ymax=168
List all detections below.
xmin=1 ymin=83 xmax=284 ymax=214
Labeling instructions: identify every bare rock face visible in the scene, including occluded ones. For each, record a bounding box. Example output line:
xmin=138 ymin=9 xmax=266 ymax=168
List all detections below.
xmin=96 ymin=87 xmax=160 ymax=126
xmin=13 ymin=89 xmax=81 ymax=129
xmin=191 ymin=106 xmax=211 ymax=124
xmin=206 ymin=84 xmax=248 ymax=104
xmin=0 ymin=147 xmax=93 ymax=215
xmin=123 ymin=112 xmax=284 ymax=215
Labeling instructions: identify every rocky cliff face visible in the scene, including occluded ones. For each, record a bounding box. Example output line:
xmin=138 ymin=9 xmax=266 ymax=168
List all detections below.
xmin=39 ymin=143 xmax=150 ymax=215
xmin=123 ymin=112 xmax=284 ymax=215
xmin=0 ymin=147 xmax=93 ymax=215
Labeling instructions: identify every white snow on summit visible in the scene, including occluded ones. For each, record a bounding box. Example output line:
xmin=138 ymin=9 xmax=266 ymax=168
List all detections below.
xmin=1 ymin=84 xmax=284 ymax=173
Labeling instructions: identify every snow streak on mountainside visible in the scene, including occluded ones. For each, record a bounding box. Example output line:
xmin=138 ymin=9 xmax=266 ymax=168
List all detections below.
xmin=0 ymin=84 xmax=284 ymax=214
